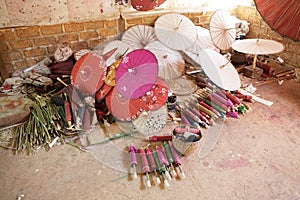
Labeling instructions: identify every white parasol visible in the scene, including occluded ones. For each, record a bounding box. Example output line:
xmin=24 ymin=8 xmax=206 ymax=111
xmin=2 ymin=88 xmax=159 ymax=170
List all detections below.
xmin=199 ymin=49 xmax=241 ymax=91
xmin=231 ymin=38 xmax=285 ymax=68
xmin=121 ymin=25 xmax=157 ymax=50
xmin=165 ymin=77 xmax=198 ymax=96
xmin=145 ymin=41 xmax=185 ymax=80
xmin=132 ymin=106 xmax=168 ymax=136
xmin=209 ymin=9 xmax=236 ymax=51
xmin=154 ymin=13 xmax=197 ymax=51
xmin=183 ymin=26 xmax=219 ymax=68
xmin=103 ymin=40 xmax=133 ymax=67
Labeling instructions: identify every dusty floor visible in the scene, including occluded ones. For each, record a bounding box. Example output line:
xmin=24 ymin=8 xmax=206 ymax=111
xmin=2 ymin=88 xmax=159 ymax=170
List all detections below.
xmin=1 ymin=79 xmax=300 ymax=200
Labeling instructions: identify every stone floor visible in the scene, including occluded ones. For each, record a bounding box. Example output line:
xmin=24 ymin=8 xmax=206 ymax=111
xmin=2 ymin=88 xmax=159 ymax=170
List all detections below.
xmin=1 ymin=79 xmax=300 ymax=200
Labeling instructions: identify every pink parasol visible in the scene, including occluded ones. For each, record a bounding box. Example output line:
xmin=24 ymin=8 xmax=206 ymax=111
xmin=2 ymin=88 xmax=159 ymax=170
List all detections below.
xmin=121 ymin=25 xmax=158 ymax=50
xmin=137 ymin=78 xmax=168 ymax=112
xmin=71 ymin=52 xmax=106 ymax=95
xmin=115 ymin=49 xmax=158 ymax=99
xmin=254 ymin=0 xmax=300 ymax=41
xmin=209 ymin=9 xmax=236 ymax=51
xmin=145 ymin=41 xmax=185 ymax=80
xmin=154 ymin=13 xmax=197 ymax=50
xmin=105 ymin=87 xmax=143 ymax=121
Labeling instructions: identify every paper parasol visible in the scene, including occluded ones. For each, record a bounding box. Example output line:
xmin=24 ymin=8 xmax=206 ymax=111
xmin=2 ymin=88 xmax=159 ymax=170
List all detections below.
xmin=105 ymin=87 xmax=143 ymax=121
xmin=71 ymin=52 xmax=106 ymax=95
xmin=154 ymin=13 xmax=197 ymax=50
xmin=183 ymin=26 xmax=219 ymax=68
xmin=121 ymin=25 xmax=158 ymax=50
xmin=165 ymin=77 xmax=198 ymax=96
xmin=137 ymin=78 xmax=168 ymax=112
xmin=116 ymin=49 xmax=158 ymax=99
xmin=131 ymin=0 xmax=166 ymax=11
xmin=199 ymin=49 xmax=241 ymax=91
xmin=145 ymin=41 xmax=185 ymax=80
xmin=209 ymin=9 xmax=236 ymax=51
xmin=103 ymin=40 xmax=133 ymax=67
xmin=231 ymin=38 xmax=285 ymax=68
xmin=254 ymin=0 xmax=300 ymax=41
xmin=132 ymin=106 xmax=168 ymax=136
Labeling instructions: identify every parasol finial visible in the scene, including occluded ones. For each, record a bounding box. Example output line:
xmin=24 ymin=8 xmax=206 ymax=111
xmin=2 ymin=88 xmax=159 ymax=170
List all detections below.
xmin=174 ymin=19 xmax=183 ymax=30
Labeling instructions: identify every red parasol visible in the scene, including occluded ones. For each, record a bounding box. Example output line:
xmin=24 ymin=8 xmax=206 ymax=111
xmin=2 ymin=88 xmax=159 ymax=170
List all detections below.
xmin=105 ymin=87 xmax=143 ymax=121
xmin=71 ymin=52 xmax=106 ymax=95
xmin=115 ymin=49 xmax=158 ymax=99
xmin=254 ymin=0 xmax=300 ymax=41
xmin=137 ymin=78 xmax=168 ymax=112
xmin=131 ymin=0 xmax=166 ymax=11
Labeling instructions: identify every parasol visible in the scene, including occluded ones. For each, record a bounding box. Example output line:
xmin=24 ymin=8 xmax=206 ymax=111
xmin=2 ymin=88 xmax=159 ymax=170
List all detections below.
xmin=183 ymin=26 xmax=219 ymax=68
xmin=115 ymin=49 xmax=158 ymax=99
xmin=71 ymin=52 xmax=106 ymax=95
xmin=103 ymin=40 xmax=133 ymax=67
xmin=105 ymin=87 xmax=143 ymax=121
xmin=121 ymin=25 xmax=158 ymax=50
xmin=132 ymin=106 xmax=168 ymax=136
xmin=131 ymin=0 xmax=166 ymax=11
xmin=231 ymin=38 xmax=285 ymax=68
xmin=145 ymin=41 xmax=185 ymax=80
xmin=209 ymin=9 xmax=236 ymax=51
xmin=137 ymin=78 xmax=168 ymax=112
xmin=199 ymin=49 xmax=241 ymax=91
xmin=165 ymin=77 xmax=198 ymax=96
xmin=254 ymin=0 xmax=300 ymax=41
xmin=154 ymin=13 xmax=197 ymax=50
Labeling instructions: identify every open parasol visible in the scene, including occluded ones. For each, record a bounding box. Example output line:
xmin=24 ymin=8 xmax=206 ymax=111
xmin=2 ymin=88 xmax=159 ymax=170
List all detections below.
xmin=105 ymin=87 xmax=143 ymax=121
xmin=132 ymin=106 xmax=168 ymax=136
xmin=254 ymin=0 xmax=300 ymax=41
xmin=145 ymin=41 xmax=185 ymax=80
xmin=154 ymin=13 xmax=197 ymax=51
xmin=231 ymin=38 xmax=285 ymax=68
xmin=165 ymin=77 xmax=198 ymax=96
xmin=137 ymin=78 xmax=168 ymax=112
xmin=103 ymin=40 xmax=133 ymax=67
xmin=131 ymin=0 xmax=166 ymax=11
xmin=199 ymin=49 xmax=241 ymax=91
xmin=71 ymin=52 xmax=106 ymax=95
xmin=116 ymin=49 xmax=158 ymax=99
xmin=121 ymin=25 xmax=158 ymax=50
xmin=183 ymin=26 xmax=219 ymax=68
xmin=209 ymin=9 xmax=236 ymax=51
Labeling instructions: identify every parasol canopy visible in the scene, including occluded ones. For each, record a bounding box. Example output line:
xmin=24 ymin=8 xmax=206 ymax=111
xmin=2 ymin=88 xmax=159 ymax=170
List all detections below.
xmin=254 ymin=0 xmax=300 ymax=41
xmin=116 ymin=49 xmax=158 ymax=99
xmin=199 ymin=49 xmax=241 ymax=91
xmin=137 ymin=78 xmax=168 ymax=112
xmin=231 ymin=38 xmax=285 ymax=68
xmin=132 ymin=106 xmax=168 ymax=136
xmin=165 ymin=77 xmax=198 ymax=96
xmin=103 ymin=40 xmax=133 ymax=67
xmin=145 ymin=41 xmax=185 ymax=80
xmin=209 ymin=9 xmax=236 ymax=51
xmin=71 ymin=52 xmax=106 ymax=95
xmin=131 ymin=0 xmax=166 ymax=11
xmin=154 ymin=13 xmax=197 ymax=50
xmin=105 ymin=87 xmax=143 ymax=121
xmin=121 ymin=25 xmax=158 ymax=50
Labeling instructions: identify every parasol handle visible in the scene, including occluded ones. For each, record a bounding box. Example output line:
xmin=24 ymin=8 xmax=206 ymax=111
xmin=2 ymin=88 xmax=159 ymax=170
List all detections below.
xmin=175 ymin=19 xmax=183 ymax=30
xmin=252 ymin=54 xmax=258 ymax=69
xmin=56 ymin=77 xmax=68 ymax=87
xmin=219 ymin=61 xmax=230 ymax=69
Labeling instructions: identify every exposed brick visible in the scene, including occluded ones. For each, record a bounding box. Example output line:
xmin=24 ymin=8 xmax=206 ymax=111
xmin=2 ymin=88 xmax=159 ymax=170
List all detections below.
xmin=64 ymin=23 xmax=84 ymax=32
xmin=47 ymin=45 xmax=58 ymax=55
xmin=84 ymin=21 xmax=105 ymax=30
xmin=99 ymin=29 xmax=117 ymax=37
xmin=89 ymin=38 xmax=106 ymax=49
xmin=34 ymin=36 xmax=57 ymax=46
xmin=3 ymin=63 xmax=14 ymax=75
xmin=287 ymin=43 xmax=299 ymax=53
xmin=79 ymin=31 xmax=98 ymax=40
xmin=24 ymin=47 xmax=46 ymax=57
xmin=69 ymin=41 xmax=89 ymax=52
xmin=0 ymin=29 xmax=16 ymax=41
xmin=14 ymin=58 xmax=38 ymax=70
xmin=1 ymin=51 xmax=23 ymax=62
xmin=0 ymin=42 xmax=9 ymax=52
xmin=126 ymin=18 xmax=143 ymax=25
xmin=58 ymin=33 xmax=79 ymax=43
xmin=142 ymin=16 xmax=158 ymax=23
xmin=10 ymin=39 xmax=33 ymax=49
xmin=15 ymin=26 xmax=40 ymax=39
xmin=40 ymin=25 xmax=63 ymax=35
xmin=105 ymin=20 xmax=117 ymax=28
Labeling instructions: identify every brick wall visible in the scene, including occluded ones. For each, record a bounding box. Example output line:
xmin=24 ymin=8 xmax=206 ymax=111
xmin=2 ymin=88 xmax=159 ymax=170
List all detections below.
xmin=0 ymin=19 xmax=119 ymax=79
xmin=236 ymin=6 xmax=300 ymax=69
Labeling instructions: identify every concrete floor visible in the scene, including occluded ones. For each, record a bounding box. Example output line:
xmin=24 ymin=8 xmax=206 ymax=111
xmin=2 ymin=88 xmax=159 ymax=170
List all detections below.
xmin=1 ymin=78 xmax=300 ymax=200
